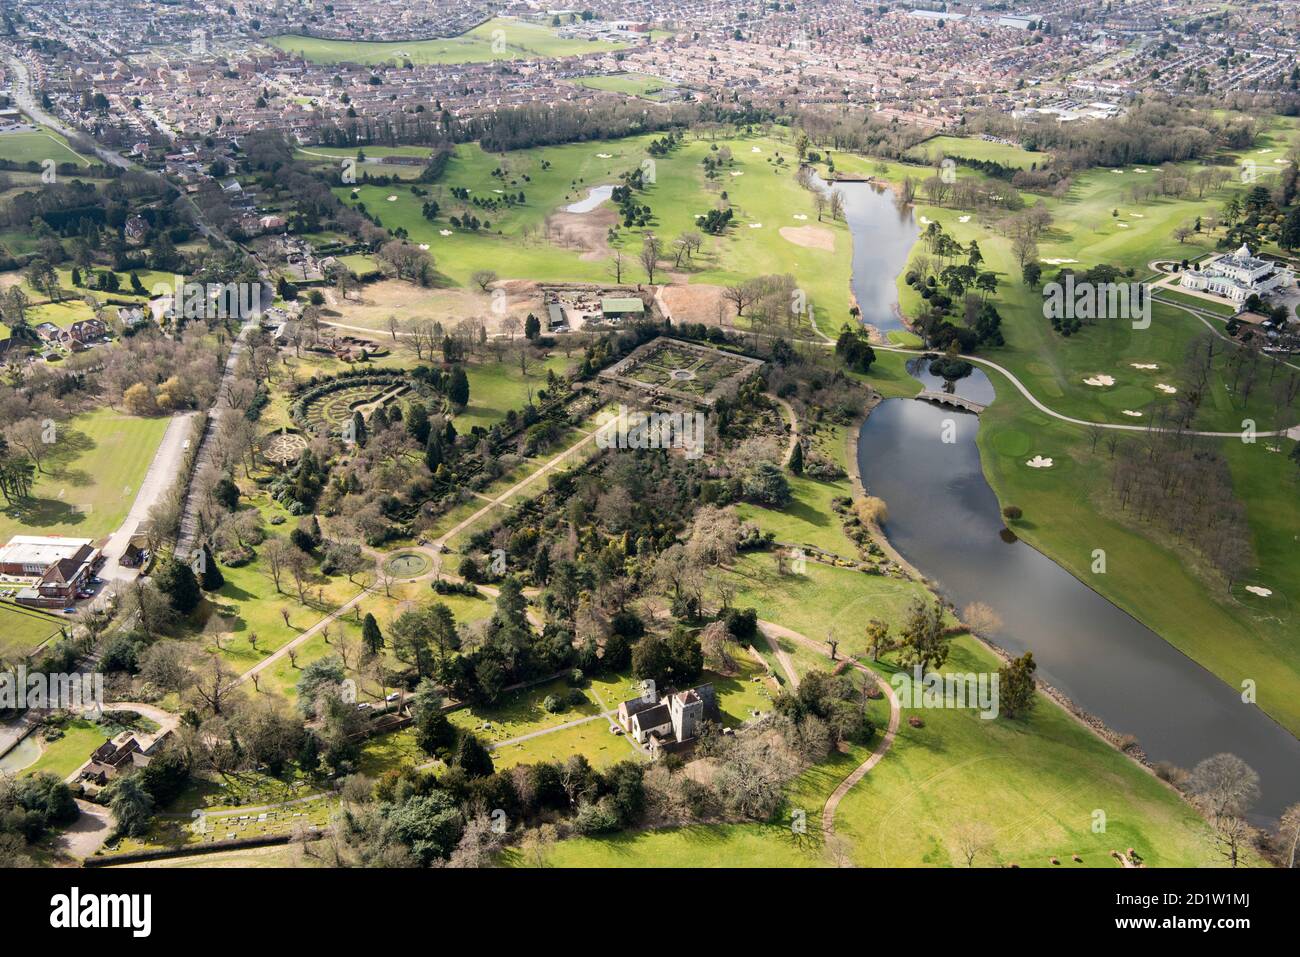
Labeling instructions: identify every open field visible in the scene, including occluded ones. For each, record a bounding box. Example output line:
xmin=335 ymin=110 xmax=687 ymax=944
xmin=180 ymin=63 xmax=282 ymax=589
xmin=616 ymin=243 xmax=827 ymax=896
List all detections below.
xmin=0 ymin=409 xmax=171 ymax=544
xmin=510 ymin=620 xmax=1225 ymax=867
xmin=0 ymin=124 xmax=89 ymax=167
xmin=0 ymin=601 xmax=66 ymax=659
xmin=269 ymin=18 xmax=637 ymax=66
xmin=565 ymin=72 xmax=673 ymax=98
xmin=906 ymin=135 xmax=1050 ymax=170
xmin=333 ymin=131 xmax=847 ymax=334
xmin=975 ymin=379 xmax=1300 ymax=736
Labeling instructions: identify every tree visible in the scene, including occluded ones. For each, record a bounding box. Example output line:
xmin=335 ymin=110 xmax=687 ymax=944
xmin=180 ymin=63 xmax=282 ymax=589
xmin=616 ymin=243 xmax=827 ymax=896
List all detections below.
xmin=155 ymin=555 xmax=201 ymax=615
xmin=742 ymin=461 xmax=792 ymax=507
xmin=197 ymin=543 xmax=224 ymax=591
xmin=951 ymin=820 xmax=996 ymax=867
xmin=524 ymin=313 xmax=541 ymax=340
xmin=1278 ymin=802 xmax=1300 ymax=870
xmin=448 ymin=366 xmax=470 ymax=407
xmin=471 ymin=269 xmax=498 ymax=292
xmin=639 ymin=234 xmax=661 ymax=284
xmin=997 ymin=651 xmax=1037 ymax=718
xmin=361 ymin=613 xmax=384 ymax=656
xmin=110 ymin=775 xmax=155 ymax=838
xmin=1186 ymin=753 xmax=1259 ymax=818
xmin=454 ymin=732 xmax=494 ymax=777
xmin=5 ymin=418 xmax=51 ymax=474
xmin=412 ymin=680 xmax=455 ymax=756
xmin=897 ymin=597 xmax=948 ymax=675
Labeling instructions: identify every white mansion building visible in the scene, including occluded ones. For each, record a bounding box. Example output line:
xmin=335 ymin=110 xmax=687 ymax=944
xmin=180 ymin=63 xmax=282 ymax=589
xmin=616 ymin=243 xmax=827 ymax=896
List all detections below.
xmin=1179 ymin=244 xmax=1295 ymax=306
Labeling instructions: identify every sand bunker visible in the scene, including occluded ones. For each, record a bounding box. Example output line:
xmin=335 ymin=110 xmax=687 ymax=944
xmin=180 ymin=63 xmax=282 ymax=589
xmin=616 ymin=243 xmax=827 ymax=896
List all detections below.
xmin=1131 ymin=363 xmax=1158 ymax=370
xmin=731 ymin=171 xmax=744 ymax=177
xmin=439 ymin=230 xmax=452 ymax=236
xmin=751 ymin=147 xmax=762 ymax=153
xmin=1245 ymin=586 xmax=1273 ymax=597
xmin=1116 ymin=222 xmax=1131 ymax=228
xmin=779 ymin=225 xmax=835 ymax=251
xmin=748 ymin=222 xmax=763 ymax=229
xmin=918 ymin=216 xmax=933 ymax=225
xmin=1043 ymin=258 xmax=1078 ymax=265
xmin=1026 ymin=455 xmax=1054 ymax=469
xmin=1155 ymin=383 xmax=1177 ymax=394
xmin=596 ymin=152 xmax=612 ymax=158
xmin=958 ymin=215 xmax=971 ymax=223
xmin=1084 ymin=375 xmax=1116 ymax=387
xmin=1122 ymin=410 xmax=1143 ymax=417
xmin=418 ymin=243 xmax=429 ymax=250
xmin=792 ymin=213 xmax=808 ymax=220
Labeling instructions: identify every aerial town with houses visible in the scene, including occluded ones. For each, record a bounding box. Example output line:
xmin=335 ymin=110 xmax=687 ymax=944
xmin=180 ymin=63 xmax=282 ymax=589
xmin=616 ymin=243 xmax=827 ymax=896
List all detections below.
xmin=0 ymin=1 xmax=1295 ymax=926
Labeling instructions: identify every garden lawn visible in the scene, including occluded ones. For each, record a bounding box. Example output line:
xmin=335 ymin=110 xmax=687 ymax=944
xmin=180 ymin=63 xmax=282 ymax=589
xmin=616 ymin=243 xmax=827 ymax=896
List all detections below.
xmin=0 ymin=409 xmax=170 ymax=543
xmin=19 ymin=719 xmax=105 ymax=779
xmin=0 ymin=601 xmax=66 ymax=658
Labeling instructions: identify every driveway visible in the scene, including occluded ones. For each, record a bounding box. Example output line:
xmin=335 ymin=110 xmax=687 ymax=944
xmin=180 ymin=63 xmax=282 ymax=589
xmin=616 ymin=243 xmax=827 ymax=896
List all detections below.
xmin=99 ymin=411 xmax=198 ymax=584
xmin=54 ymin=800 xmax=114 ymax=861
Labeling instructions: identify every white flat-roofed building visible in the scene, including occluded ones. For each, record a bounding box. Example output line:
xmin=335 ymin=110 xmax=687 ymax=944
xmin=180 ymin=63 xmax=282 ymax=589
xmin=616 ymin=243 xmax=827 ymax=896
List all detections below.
xmin=0 ymin=536 xmax=95 ymax=578
xmin=1180 ymin=245 xmax=1294 ymax=305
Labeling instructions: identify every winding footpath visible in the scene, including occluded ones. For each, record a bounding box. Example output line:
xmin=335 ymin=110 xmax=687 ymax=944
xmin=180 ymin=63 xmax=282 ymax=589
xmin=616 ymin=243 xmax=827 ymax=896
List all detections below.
xmin=757 ymin=619 xmax=901 ymax=836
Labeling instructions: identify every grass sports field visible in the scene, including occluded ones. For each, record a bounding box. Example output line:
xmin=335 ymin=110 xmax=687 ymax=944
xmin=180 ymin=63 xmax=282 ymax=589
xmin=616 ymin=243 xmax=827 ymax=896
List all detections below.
xmin=269 ymin=18 xmax=637 ymax=66
xmin=0 ymin=124 xmax=89 ymax=167
xmin=566 ymin=72 xmax=674 ymax=99
xmin=906 ymin=134 xmax=1050 ymax=170
xmin=0 ymin=409 xmax=170 ymax=544
xmin=0 ymin=601 xmax=66 ymax=658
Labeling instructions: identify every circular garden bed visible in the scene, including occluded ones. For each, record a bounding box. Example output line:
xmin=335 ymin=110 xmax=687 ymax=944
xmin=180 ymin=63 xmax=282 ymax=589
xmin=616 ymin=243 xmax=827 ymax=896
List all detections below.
xmin=384 ymin=551 xmax=432 ymax=578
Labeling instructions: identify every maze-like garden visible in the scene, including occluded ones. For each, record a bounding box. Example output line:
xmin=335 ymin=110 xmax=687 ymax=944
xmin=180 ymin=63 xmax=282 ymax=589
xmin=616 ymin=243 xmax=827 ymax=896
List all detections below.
xmin=261 ymin=429 xmax=310 ymax=466
xmin=292 ymin=373 xmax=412 ymax=434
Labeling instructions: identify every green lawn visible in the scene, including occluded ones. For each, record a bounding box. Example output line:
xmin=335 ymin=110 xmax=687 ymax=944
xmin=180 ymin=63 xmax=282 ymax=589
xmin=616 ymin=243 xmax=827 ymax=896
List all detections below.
xmin=269 ymin=18 xmax=636 ymax=66
xmin=976 ymin=380 xmax=1300 ymax=736
xmin=0 ymin=601 xmax=67 ymax=659
xmin=0 ymin=124 xmax=89 ymax=167
xmin=458 ymin=353 xmax=575 ymax=432
xmin=566 ymin=72 xmax=672 ymax=98
xmin=18 ymin=719 xmax=104 ymax=779
xmin=906 ymin=134 xmax=1051 ymax=170
xmin=0 ymin=409 xmax=170 ymax=543
xmin=336 ymin=131 xmax=845 ymax=334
